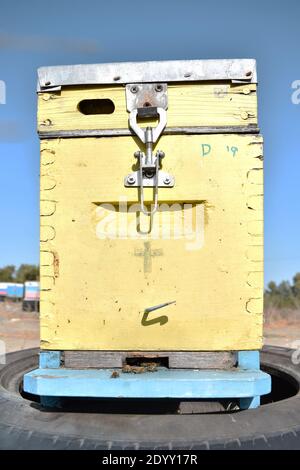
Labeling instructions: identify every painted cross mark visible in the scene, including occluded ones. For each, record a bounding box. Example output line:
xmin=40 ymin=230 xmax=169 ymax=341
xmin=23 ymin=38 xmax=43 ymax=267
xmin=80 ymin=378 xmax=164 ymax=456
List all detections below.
xmin=134 ymin=241 xmax=163 ymax=274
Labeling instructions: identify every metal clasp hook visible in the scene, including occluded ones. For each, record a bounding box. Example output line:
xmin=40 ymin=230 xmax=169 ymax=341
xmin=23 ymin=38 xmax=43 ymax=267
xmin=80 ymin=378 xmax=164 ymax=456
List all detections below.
xmin=135 ymin=146 xmax=163 ymax=216
xmin=125 ymin=106 xmax=174 ymax=216
xmin=129 ymin=107 xmax=167 ymax=145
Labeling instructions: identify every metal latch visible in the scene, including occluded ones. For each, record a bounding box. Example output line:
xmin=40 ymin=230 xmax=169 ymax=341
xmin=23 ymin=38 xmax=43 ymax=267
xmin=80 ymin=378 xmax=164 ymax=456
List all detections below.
xmin=124 ymin=84 xmax=174 ymax=216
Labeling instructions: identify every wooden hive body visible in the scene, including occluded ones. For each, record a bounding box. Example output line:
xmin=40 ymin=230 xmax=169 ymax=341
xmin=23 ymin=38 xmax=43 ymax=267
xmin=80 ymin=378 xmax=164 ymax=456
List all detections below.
xmin=38 ymin=59 xmax=263 ymax=355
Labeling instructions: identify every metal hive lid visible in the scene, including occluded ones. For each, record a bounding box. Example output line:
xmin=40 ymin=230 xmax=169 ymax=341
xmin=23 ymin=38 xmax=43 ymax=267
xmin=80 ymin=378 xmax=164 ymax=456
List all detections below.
xmin=37 ymin=58 xmax=257 ymax=91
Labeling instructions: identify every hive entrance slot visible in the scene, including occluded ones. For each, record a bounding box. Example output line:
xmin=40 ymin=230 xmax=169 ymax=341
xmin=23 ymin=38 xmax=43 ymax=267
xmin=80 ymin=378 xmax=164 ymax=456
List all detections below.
xmin=78 ymin=99 xmax=115 ymax=115
xmin=125 ymin=356 xmax=169 ymax=368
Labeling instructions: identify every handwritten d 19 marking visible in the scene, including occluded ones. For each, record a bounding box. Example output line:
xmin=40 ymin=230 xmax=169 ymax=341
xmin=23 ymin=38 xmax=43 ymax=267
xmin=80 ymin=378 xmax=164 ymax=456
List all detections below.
xmin=201 ymin=144 xmax=239 ymax=157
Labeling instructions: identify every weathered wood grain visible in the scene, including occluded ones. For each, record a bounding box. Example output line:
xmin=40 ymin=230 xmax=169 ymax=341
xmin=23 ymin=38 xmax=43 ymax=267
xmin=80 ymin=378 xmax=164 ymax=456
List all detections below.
xmin=38 ymin=82 xmax=257 ymax=133
xmin=63 ymin=351 xmax=237 ymax=369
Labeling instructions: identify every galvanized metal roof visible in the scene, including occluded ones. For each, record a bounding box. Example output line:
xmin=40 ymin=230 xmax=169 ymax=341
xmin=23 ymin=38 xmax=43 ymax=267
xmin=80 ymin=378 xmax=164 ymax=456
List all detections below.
xmin=37 ymin=59 xmax=257 ymax=91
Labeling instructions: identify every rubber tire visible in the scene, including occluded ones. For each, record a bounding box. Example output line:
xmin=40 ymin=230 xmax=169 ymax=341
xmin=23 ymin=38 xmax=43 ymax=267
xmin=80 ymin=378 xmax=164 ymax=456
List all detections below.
xmin=0 ymin=346 xmax=300 ymax=449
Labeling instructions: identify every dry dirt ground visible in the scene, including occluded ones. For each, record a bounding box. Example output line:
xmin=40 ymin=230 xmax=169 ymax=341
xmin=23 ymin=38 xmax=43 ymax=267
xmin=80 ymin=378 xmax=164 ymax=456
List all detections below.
xmin=0 ymin=301 xmax=39 ymax=353
xmin=0 ymin=301 xmax=299 ymax=353
xmin=264 ymin=307 xmax=300 ymax=348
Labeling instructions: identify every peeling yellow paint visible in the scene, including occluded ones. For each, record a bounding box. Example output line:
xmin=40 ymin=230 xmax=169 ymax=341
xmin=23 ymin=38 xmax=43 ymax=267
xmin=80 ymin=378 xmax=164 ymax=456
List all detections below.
xmin=39 ymin=133 xmax=264 ymax=351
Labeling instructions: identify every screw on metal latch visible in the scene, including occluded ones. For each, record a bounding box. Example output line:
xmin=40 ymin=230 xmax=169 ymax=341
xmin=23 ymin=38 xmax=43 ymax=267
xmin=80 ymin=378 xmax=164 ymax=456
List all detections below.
xmin=155 ymin=84 xmax=163 ymax=92
xmin=130 ymin=85 xmax=139 ymax=94
xmin=134 ymin=151 xmax=142 ymax=159
xmin=145 ymin=171 xmax=155 ymax=179
xmin=127 ymin=175 xmax=136 ymax=185
xmin=157 ymin=150 xmax=165 ymax=159
xmin=163 ymin=176 xmax=171 ymax=185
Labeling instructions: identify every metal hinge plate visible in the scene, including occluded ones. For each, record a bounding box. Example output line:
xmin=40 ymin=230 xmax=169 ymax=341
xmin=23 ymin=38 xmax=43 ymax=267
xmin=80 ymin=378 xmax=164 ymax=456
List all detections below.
xmin=124 ymin=170 xmax=175 ymax=188
xmin=125 ymin=83 xmax=168 ymax=112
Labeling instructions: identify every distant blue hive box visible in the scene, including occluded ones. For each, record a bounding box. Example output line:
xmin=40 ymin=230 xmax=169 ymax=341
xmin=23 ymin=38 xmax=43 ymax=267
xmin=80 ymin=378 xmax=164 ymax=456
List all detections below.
xmin=24 ymin=281 xmax=40 ymax=301
xmin=7 ymin=283 xmax=24 ymax=299
xmin=0 ymin=283 xmax=8 ymax=297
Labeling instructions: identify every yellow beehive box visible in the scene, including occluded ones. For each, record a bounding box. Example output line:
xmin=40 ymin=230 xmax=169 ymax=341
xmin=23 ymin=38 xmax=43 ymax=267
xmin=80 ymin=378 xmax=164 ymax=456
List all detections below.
xmin=38 ymin=59 xmax=263 ymax=353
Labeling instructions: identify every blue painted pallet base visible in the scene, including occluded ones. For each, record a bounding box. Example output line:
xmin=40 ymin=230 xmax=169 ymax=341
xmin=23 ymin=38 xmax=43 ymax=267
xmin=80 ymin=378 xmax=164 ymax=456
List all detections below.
xmin=23 ymin=351 xmax=271 ymax=409
xmin=24 ymin=370 xmax=271 ymax=409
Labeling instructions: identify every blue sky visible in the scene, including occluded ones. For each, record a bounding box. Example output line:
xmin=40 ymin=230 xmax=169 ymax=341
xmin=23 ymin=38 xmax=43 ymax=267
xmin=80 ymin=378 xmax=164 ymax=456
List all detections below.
xmin=0 ymin=0 xmax=299 ymax=286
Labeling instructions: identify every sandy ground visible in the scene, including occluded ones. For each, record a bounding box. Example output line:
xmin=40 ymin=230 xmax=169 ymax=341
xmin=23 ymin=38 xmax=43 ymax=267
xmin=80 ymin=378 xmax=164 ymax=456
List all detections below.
xmin=0 ymin=301 xmax=39 ymax=353
xmin=264 ymin=322 xmax=300 ymax=349
xmin=0 ymin=301 xmax=299 ymax=353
